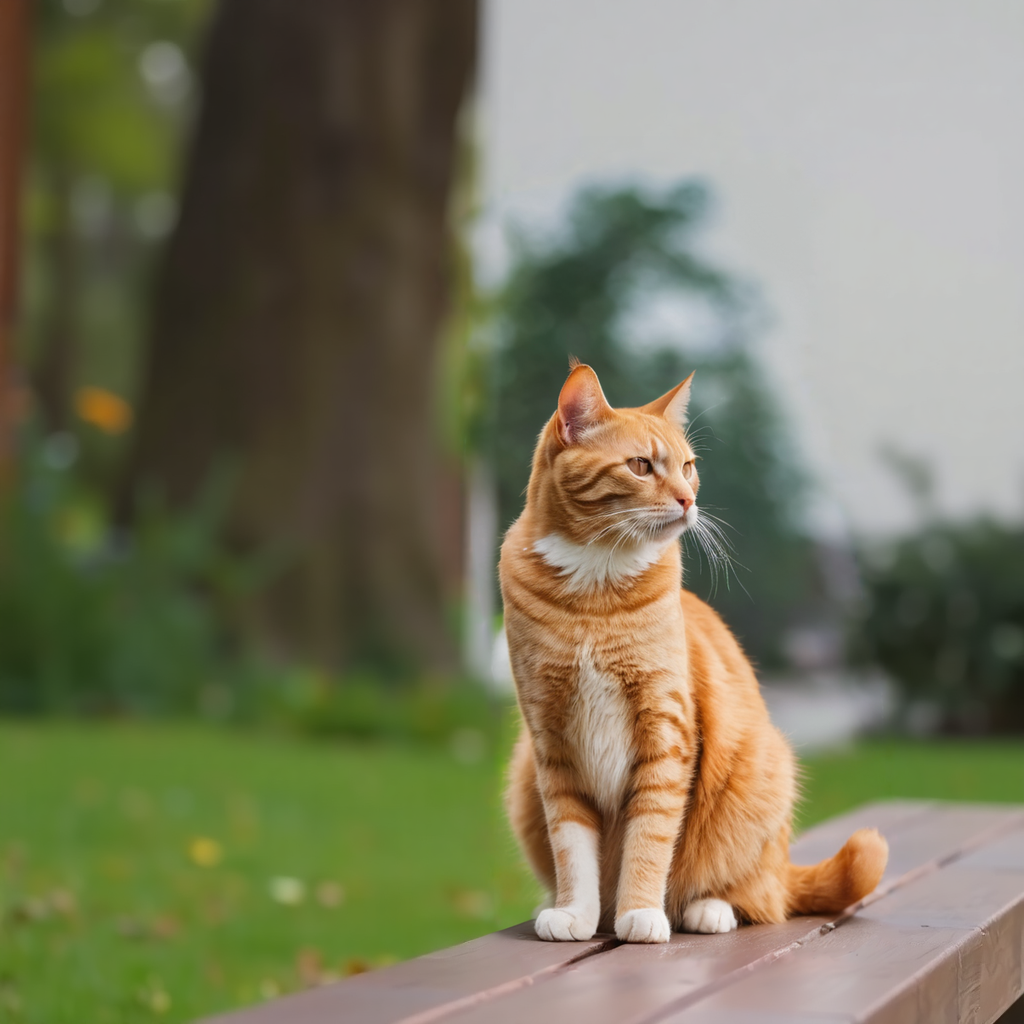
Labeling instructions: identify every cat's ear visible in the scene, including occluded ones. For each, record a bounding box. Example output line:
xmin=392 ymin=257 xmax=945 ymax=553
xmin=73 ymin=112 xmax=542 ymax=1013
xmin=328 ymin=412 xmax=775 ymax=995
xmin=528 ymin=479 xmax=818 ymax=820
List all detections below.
xmin=644 ymin=371 xmax=695 ymax=430
xmin=557 ymin=362 xmax=612 ymax=444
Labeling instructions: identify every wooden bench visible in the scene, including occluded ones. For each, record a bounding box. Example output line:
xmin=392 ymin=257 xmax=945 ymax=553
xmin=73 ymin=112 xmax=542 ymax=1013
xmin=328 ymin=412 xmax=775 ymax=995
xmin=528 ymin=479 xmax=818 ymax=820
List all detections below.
xmin=202 ymin=801 xmax=1024 ymax=1024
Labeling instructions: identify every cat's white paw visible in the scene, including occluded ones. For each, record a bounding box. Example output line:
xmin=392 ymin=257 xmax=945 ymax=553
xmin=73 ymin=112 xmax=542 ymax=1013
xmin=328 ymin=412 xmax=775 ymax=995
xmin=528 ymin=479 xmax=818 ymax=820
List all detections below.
xmin=615 ymin=907 xmax=672 ymax=943
xmin=531 ymin=893 xmax=554 ymax=918
xmin=682 ymin=898 xmax=737 ymax=934
xmin=534 ymin=906 xmax=598 ymax=941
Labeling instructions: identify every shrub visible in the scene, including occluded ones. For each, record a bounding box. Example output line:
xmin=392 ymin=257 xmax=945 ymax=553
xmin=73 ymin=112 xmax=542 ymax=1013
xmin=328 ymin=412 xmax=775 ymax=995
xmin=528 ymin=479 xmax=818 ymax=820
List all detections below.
xmin=852 ymin=518 xmax=1024 ymax=733
xmin=0 ymin=437 xmax=507 ymax=746
xmin=0 ymin=439 xmax=254 ymax=716
xmin=268 ymin=668 xmax=507 ymax=747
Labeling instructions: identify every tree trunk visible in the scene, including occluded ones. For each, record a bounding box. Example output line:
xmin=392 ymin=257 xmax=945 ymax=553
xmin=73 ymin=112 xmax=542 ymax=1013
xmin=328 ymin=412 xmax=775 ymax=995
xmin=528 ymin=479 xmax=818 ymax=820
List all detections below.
xmin=0 ymin=0 xmax=30 ymax=482
xmin=122 ymin=0 xmax=477 ymax=675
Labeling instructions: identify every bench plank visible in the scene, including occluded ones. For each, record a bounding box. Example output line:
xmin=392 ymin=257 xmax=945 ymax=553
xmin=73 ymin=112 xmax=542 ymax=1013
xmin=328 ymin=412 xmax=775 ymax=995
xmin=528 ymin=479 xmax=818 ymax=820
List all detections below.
xmin=197 ymin=802 xmax=1024 ymax=1024
xmin=200 ymin=923 xmax=614 ymax=1024
xmin=667 ymin=845 xmax=1024 ymax=1023
xmin=445 ymin=918 xmax=832 ymax=1024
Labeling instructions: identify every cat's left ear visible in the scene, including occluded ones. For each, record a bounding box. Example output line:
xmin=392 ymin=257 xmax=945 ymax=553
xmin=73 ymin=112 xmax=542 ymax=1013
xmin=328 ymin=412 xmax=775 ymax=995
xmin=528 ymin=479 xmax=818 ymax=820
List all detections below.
xmin=643 ymin=371 xmax=695 ymax=430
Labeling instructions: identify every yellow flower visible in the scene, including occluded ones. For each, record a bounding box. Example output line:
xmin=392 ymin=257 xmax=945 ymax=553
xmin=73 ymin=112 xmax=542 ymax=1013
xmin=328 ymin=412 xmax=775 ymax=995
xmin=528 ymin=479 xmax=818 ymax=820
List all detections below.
xmin=188 ymin=837 xmax=223 ymax=867
xmin=74 ymin=386 xmax=133 ymax=435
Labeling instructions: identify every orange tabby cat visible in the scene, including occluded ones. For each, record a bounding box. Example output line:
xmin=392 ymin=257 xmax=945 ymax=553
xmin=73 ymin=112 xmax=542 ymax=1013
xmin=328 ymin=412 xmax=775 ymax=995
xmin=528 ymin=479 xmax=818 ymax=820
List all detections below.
xmin=500 ymin=362 xmax=887 ymax=943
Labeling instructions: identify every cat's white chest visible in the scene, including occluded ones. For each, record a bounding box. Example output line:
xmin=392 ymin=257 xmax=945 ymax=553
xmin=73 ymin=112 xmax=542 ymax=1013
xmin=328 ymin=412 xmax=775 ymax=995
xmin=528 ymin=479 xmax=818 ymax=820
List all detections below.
xmin=567 ymin=650 xmax=633 ymax=814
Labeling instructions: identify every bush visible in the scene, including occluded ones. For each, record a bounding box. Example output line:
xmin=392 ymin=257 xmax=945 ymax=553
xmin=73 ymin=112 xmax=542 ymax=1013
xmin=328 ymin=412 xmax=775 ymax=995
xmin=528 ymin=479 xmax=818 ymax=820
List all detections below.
xmin=0 ymin=438 xmax=255 ymax=716
xmin=268 ymin=668 xmax=507 ymax=747
xmin=0 ymin=437 xmax=507 ymax=746
xmin=852 ymin=518 xmax=1024 ymax=733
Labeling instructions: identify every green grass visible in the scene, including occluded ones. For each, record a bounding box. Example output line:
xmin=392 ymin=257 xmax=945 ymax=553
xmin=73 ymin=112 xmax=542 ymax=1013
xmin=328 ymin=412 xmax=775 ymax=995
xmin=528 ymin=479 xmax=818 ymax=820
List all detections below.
xmin=0 ymin=722 xmax=538 ymax=1023
xmin=798 ymin=739 xmax=1024 ymax=826
xmin=2 ymin=724 xmax=1024 ymax=1023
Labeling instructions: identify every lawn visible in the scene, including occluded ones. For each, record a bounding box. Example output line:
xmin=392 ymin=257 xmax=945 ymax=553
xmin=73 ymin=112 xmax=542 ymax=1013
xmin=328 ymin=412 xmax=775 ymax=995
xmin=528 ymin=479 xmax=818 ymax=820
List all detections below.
xmin=2 ymin=723 xmax=1024 ymax=1024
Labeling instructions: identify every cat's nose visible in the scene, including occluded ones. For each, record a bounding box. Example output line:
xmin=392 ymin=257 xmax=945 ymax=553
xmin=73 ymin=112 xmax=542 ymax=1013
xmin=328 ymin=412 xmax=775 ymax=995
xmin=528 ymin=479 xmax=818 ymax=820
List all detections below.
xmin=677 ymin=496 xmax=694 ymax=511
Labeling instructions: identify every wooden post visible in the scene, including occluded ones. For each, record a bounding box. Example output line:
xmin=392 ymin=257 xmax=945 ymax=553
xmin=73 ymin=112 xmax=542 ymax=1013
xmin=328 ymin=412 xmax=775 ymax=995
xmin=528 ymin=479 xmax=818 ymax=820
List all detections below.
xmin=0 ymin=0 xmax=30 ymax=482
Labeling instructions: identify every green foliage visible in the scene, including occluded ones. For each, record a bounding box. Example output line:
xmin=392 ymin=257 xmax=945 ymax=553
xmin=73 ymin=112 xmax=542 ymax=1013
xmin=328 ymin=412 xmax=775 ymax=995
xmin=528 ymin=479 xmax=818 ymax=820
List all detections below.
xmin=268 ymin=670 xmax=505 ymax=746
xmin=23 ymin=0 xmax=212 ymax=411
xmin=0 ymin=436 xmax=504 ymax=739
xmin=490 ymin=182 xmax=814 ymax=665
xmin=852 ymin=518 xmax=1024 ymax=733
xmin=0 ymin=438 xmax=252 ymax=716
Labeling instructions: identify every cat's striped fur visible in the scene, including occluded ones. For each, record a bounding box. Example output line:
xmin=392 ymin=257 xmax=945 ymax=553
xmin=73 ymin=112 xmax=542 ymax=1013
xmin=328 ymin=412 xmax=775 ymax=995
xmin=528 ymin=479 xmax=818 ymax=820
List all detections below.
xmin=500 ymin=362 xmax=887 ymax=942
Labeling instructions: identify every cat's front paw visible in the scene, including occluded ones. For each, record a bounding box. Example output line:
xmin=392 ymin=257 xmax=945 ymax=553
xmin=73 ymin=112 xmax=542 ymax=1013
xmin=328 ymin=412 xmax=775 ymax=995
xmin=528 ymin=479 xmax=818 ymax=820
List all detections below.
xmin=615 ymin=907 xmax=671 ymax=943
xmin=534 ymin=906 xmax=598 ymax=941
xmin=682 ymin=898 xmax=737 ymax=934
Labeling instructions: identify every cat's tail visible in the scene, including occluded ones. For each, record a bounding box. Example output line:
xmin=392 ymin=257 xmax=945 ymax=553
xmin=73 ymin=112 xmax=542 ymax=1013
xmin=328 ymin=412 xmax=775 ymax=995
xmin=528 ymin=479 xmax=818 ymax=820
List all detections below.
xmin=786 ymin=827 xmax=889 ymax=915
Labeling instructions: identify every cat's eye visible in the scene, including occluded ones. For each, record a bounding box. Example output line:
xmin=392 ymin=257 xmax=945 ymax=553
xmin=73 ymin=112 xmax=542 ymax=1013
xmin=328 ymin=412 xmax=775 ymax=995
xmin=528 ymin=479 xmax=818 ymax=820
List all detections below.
xmin=682 ymin=461 xmax=695 ymax=479
xmin=627 ymin=457 xmax=652 ymax=477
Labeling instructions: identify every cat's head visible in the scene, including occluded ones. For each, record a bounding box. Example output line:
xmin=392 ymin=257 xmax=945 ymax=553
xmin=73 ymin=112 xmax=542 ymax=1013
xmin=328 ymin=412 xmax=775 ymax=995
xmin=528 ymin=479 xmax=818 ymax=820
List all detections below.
xmin=527 ymin=361 xmax=701 ymax=551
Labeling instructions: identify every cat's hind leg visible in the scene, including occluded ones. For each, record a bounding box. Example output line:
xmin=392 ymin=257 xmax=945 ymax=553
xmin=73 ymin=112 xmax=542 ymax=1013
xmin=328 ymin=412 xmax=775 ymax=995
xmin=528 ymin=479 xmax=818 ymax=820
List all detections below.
xmin=681 ymin=898 xmax=738 ymax=933
xmin=505 ymin=731 xmax=556 ymax=894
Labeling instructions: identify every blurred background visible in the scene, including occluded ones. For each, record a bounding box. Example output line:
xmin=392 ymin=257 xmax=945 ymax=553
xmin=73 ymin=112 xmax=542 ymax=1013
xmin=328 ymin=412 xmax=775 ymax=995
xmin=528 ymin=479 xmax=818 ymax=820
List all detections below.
xmin=1 ymin=2 xmax=1023 ymax=1021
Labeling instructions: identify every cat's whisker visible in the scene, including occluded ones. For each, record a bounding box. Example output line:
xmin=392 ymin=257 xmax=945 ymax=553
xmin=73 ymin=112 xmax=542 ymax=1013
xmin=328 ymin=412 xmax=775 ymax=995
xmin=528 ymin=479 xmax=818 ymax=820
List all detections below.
xmin=698 ymin=518 xmax=738 ymax=554
xmin=686 ymin=516 xmax=750 ymax=600
xmin=585 ymin=506 xmax=665 ymax=524
xmin=696 ymin=509 xmax=738 ymax=534
xmin=687 ymin=519 xmax=726 ymax=593
xmin=585 ymin=506 xmax=678 ymax=547
xmin=684 ymin=403 xmax=723 ymax=432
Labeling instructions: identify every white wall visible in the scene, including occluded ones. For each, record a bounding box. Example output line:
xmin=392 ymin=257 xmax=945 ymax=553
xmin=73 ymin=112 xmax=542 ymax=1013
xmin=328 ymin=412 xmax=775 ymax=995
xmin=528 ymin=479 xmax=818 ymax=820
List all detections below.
xmin=479 ymin=0 xmax=1024 ymax=536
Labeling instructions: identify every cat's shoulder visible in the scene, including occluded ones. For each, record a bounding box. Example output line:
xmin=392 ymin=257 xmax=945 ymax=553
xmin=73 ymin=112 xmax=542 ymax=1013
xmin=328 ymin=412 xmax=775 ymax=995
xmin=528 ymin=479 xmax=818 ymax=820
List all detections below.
xmin=679 ymin=587 xmax=756 ymax=675
xmin=679 ymin=587 xmax=728 ymax=630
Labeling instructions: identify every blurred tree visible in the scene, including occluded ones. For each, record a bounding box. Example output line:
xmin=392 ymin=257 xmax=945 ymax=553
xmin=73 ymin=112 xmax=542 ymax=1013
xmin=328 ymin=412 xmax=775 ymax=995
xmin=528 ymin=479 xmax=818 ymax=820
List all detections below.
xmin=26 ymin=0 xmax=208 ymax=437
xmin=491 ymin=184 xmax=815 ymax=667
xmin=1 ymin=0 xmax=30 ymax=481
xmin=122 ymin=0 xmax=477 ymax=675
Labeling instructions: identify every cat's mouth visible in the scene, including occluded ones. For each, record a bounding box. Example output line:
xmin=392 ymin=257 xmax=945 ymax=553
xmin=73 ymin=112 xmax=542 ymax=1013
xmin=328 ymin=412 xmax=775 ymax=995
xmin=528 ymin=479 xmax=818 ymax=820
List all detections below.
xmin=656 ymin=517 xmax=684 ymax=534
xmin=653 ymin=505 xmax=697 ymax=539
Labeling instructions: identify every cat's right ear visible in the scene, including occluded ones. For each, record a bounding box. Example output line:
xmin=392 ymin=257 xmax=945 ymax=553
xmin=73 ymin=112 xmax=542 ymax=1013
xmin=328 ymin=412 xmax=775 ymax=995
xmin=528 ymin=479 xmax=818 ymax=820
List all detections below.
xmin=557 ymin=363 xmax=612 ymax=445
xmin=643 ymin=371 xmax=695 ymax=430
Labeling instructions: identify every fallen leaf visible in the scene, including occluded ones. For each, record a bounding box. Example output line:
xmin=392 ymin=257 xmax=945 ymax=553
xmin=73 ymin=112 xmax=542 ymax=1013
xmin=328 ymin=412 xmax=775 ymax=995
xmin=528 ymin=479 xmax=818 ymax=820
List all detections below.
xmin=10 ymin=897 xmax=50 ymax=924
xmin=0 ymin=983 xmax=22 ymax=1015
xmin=296 ymin=947 xmax=323 ymax=987
xmin=117 ymin=916 xmax=148 ymax=940
xmin=451 ymin=889 xmax=493 ymax=919
xmin=315 ymin=881 xmax=345 ymax=908
xmin=151 ymin=915 xmax=181 ymax=940
xmin=48 ymin=889 xmax=77 ymax=917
